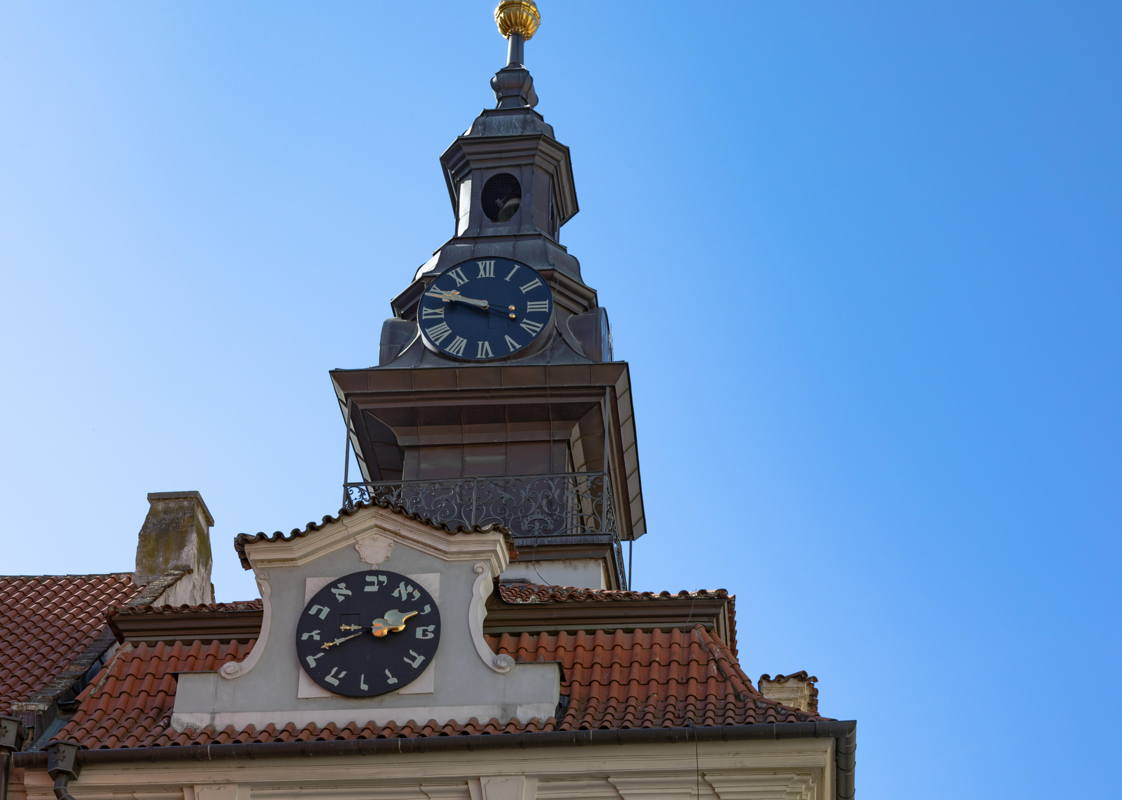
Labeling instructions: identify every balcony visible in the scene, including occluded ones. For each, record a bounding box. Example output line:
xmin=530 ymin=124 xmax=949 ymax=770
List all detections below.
xmin=343 ymin=471 xmax=616 ymax=543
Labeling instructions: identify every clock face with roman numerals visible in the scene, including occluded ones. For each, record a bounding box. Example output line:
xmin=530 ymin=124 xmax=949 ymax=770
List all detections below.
xmin=418 ymin=258 xmax=553 ymax=361
xmin=294 ymin=569 xmax=441 ymax=698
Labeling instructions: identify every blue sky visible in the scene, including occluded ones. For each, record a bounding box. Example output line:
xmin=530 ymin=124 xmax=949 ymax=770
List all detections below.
xmin=1 ymin=2 xmax=1119 ymax=797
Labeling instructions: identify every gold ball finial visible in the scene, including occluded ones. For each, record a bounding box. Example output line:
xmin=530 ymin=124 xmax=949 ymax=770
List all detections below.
xmin=495 ymin=0 xmax=541 ymax=40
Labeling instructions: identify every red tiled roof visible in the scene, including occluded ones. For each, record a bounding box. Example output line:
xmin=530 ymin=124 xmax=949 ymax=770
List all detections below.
xmin=0 ymin=574 xmax=143 ymax=713
xmin=55 ymin=625 xmax=821 ymax=749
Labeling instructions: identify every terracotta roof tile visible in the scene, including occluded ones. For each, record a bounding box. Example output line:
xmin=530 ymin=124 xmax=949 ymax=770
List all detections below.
xmin=233 ymin=500 xmax=512 ymax=569
xmin=0 ymin=574 xmax=143 ymax=713
xmin=54 ymin=624 xmax=822 ymax=750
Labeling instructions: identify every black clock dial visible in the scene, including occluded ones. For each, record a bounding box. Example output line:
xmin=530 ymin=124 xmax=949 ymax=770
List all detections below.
xmin=418 ymin=258 xmax=553 ymax=361
xmin=294 ymin=569 xmax=441 ymax=698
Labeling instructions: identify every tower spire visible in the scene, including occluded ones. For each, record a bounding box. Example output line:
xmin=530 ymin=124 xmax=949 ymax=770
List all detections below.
xmin=492 ymin=1 xmax=541 ymax=109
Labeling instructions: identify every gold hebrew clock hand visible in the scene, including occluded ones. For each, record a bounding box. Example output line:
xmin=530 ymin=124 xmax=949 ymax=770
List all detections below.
xmin=371 ymin=609 xmax=419 ymax=638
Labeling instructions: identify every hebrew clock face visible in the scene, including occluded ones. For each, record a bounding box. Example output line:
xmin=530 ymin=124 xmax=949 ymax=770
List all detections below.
xmin=295 ymin=570 xmax=441 ymax=698
xmin=418 ymin=258 xmax=553 ymax=361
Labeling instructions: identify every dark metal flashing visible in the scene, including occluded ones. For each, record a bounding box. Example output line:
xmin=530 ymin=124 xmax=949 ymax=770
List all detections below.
xmin=486 ymin=592 xmax=734 ymax=651
xmin=13 ymin=722 xmax=855 ymax=798
xmin=110 ymin=604 xmax=263 ymax=645
xmin=99 ymin=587 xmax=737 ymax=652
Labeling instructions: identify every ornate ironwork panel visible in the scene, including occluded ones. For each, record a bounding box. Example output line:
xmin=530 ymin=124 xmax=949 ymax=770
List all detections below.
xmin=343 ymin=472 xmax=616 ymax=540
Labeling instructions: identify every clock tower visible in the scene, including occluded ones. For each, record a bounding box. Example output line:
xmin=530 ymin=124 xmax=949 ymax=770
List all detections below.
xmin=331 ymin=0 xmax=645 ymax=589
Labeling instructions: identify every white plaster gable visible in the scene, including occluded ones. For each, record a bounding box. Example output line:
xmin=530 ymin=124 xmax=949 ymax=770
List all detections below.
xmin=240 ymin=503 xmax=511 ymax=577
xmin=172 ymin=504 xmax=559 ymax=732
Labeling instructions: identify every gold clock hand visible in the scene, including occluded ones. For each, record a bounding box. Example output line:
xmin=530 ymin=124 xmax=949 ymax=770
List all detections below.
xmin=321 ymin=632 xmax=364 ymax=649
xmin=372 ymin=609 xmax=419 ymax=637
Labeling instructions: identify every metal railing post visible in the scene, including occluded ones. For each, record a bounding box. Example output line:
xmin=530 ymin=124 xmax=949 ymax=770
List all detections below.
xmin=469 ymin=476 xmax=478 ymax=527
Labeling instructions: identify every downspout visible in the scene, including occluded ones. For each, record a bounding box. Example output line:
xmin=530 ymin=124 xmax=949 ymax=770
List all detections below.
xmin=0 ymin=716 xmax=23 ymax=800
xmin=45 ymin=741 xmax=81 ymax=800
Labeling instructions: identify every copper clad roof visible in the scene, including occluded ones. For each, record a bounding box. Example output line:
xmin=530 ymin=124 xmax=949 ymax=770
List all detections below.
xmin=0 ymin=574 xmax=142 ymax=713
xmin=54 ymin=623 xmax=820 ymax=750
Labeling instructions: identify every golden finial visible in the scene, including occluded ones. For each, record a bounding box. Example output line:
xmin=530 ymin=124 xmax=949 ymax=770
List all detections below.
xmin=495 ymin=0 xmax=541 ymax=40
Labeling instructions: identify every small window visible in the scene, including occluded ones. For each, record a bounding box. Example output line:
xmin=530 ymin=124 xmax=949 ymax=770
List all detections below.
xmin=481 ymin=173 xmax=521 ymax=222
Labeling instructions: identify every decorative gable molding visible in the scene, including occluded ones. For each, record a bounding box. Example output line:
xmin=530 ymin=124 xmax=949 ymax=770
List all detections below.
xmin=241 ymin=504 xmax=511 ymax=577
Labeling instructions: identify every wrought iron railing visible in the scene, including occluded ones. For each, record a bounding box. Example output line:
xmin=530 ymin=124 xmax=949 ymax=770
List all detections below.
xmin=343 ymin=471 xmax=616 ymax=541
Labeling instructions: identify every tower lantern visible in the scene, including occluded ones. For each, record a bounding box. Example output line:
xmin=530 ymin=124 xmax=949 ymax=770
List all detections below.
xmin=331 ymin=0 xmax=645 ymax=589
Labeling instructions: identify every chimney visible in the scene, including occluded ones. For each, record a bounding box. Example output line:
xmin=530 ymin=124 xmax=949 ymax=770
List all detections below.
xmin=134 ymin=491 xmax=215 ymax=606
xmin=757 ymin=672 xmax=820 ymax=714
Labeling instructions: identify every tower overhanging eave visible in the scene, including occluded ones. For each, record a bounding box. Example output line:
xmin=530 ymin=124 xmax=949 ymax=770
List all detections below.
xmin=330 ymin=362 xmax=647 ymax=543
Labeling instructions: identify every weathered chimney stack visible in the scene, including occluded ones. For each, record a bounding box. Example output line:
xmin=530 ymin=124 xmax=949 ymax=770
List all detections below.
xmin=757 ymin=672 xmax=820 ymax=714
xmin=134 ymin=491 xmax=215 ymax=606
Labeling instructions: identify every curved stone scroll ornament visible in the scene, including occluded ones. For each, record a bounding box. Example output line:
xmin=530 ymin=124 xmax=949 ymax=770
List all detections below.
xmin=220 ymin=577 xmax=271 ymax=680
xmin=472 ymin=562 xmax=514 ymax=673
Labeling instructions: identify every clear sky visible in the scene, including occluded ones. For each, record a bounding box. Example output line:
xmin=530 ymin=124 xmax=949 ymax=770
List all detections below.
xmin=2 ymin=2 xmax=1119 ymax=798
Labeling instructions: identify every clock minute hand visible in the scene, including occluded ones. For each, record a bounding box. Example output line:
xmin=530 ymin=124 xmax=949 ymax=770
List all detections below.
xmin=321 ymin=631 xmax=364 ymax=650
xmin=447 ymin=293 xmax=490 ymax=310
xmin=428 ymin=289 xmax=489 ymax=310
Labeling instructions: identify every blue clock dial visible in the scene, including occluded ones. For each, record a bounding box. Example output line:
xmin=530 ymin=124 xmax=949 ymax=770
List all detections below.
xmin=418 ymin=258 xmax=553 ymax=361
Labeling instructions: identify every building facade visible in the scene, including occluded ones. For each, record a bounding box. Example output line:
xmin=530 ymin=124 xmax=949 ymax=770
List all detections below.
xmin=0 ymin=4 xmax=855 ymax=798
